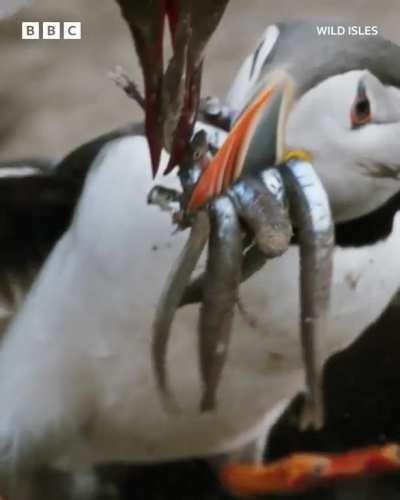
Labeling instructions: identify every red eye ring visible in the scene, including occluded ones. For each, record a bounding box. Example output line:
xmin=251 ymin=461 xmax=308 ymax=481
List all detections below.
xmin=351 ymin=81 xmax=371 ymax=128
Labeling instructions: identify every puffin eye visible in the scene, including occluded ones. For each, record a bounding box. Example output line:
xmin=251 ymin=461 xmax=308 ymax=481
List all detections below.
xmin=351 ymin=81 xmax=371 ymax=128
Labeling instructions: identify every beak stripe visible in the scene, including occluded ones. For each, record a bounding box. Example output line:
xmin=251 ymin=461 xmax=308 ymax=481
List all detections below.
xmin=188 ymin=86 xmax=274 ymax=212
xmin=216 ymin=140 xmax=232 ymax=193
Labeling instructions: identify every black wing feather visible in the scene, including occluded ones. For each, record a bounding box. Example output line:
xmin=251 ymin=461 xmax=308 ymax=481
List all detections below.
xmin=0 ymin=123 xmax=144 ymax=320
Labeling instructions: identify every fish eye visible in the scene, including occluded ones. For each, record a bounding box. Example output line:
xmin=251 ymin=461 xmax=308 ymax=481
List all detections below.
xmin=193 ymin=150 xmax=202 ymax=160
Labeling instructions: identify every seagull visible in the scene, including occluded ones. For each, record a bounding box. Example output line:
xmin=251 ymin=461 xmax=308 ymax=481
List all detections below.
xmin=1 ymin=19 xmax=400 ymax=499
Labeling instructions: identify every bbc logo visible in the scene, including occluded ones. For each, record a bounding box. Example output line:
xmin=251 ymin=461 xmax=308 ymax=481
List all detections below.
xmin=22 ymin=22 xmax=82 ymax=40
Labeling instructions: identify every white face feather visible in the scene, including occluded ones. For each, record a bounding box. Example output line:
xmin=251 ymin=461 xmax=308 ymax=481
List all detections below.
xmin=286 ymin=70 xmax=400 ymax=222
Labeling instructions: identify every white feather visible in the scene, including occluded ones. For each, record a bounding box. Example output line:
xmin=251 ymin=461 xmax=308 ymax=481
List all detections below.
xmin=0 ymin=167 xmax=39 ymax=178
xmin=0 ymin=135 xmax=399 ymax=473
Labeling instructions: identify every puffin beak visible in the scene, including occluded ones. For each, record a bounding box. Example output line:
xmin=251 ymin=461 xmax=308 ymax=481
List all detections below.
xmin=116 ymin=1 xmax=166 ymax=176
xmin=187 ymin=72 xmax=295 ymax=212
xmin=163 ymin=0 xmax=230 ymax=175
xmin=116 ymin=0 xmax=230 ymax=178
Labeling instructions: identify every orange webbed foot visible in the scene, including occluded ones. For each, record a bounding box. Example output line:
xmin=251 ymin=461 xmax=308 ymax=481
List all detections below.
xmin=220 ymin=443 xmax=400 ymax=496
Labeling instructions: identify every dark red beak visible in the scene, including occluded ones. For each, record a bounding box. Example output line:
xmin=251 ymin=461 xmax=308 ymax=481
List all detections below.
xmin=116 ymin=1 xmax=166 ymax=176
xmin=116 ymin=0 xmax=229 ymax=177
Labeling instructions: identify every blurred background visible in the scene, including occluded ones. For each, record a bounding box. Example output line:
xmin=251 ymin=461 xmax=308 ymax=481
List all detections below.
xmin=0 ymin=0 xmax=399 ymax=162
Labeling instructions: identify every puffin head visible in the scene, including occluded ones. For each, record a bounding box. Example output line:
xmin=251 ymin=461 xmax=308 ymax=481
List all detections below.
xmin=286 ymin=69 xmax=400 ymax=221
xmin=187 ymin=21 xmax=400 ymax=221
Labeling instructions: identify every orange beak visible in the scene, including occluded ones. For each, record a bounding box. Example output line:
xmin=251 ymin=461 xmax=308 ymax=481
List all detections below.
xmin=187 ymin=72 xmax=295 ymax=212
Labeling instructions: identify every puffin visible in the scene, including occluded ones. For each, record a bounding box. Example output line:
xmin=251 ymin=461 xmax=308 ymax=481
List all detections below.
xmin=1 ymin=19 xmax=400 ymax=499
